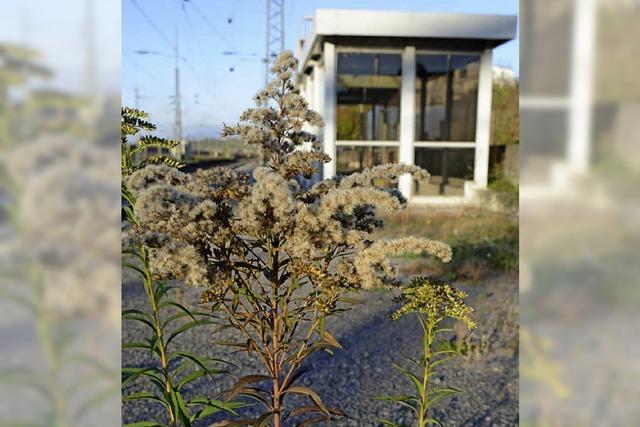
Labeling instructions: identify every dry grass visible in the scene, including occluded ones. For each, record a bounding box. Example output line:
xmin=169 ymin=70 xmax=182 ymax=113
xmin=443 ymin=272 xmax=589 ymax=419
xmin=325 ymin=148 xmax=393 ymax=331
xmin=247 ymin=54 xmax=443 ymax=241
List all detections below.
xmin=378 ymin=206 xmax=519 ymax=281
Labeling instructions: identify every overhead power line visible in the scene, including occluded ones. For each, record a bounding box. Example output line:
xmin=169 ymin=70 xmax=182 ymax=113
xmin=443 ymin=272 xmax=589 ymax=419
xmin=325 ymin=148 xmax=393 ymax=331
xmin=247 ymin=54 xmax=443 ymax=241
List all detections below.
xmin=187 ymin=0 xmax=237 ymax=51
xmin=129 ymin=0 xmax=175 ymax=50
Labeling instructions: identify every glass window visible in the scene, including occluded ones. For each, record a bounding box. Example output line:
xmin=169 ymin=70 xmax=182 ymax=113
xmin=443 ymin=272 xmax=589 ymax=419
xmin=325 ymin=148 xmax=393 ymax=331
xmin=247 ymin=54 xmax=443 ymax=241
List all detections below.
xmin=414 ymin=148 xmax=475 ymax=196
xmin=415 ymin=54 xmax=480 ymax=142
xmin=337 ymin=53 xmax=401 ymax=141
xmin=415 ymin=55 xmax=448 ymax=141
xmin=336 ymin=146 xmax=398 ymax=175
xmin=450 ymin=55 xmax=480 ymax=141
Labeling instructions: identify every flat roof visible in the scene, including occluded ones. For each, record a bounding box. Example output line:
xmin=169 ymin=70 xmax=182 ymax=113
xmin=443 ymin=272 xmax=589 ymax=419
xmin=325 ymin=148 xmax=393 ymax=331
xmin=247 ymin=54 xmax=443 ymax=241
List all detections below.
xmin=299 ymin=9 xmax=517 ymax=69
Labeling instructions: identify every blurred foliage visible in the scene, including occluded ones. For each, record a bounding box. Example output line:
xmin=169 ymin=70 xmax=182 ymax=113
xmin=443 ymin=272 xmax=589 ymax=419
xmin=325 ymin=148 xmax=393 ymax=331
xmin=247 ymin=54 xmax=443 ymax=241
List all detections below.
xmin=596 ymin=5 xmax=640 ymax=102
xmin=0 ymin=43 xmax=119 ymax=427
xmin=336 ymin=107 xmax=364 ymax=141
xmin=491 ymin=82 xmax=519 ymax=146
xmin=185 ymin=137 xmax=258 ymax=162
xmin=488 ymin=178 xmax=519 ymax=211
xmin=0 ymin=43 xmax=51 ymax=146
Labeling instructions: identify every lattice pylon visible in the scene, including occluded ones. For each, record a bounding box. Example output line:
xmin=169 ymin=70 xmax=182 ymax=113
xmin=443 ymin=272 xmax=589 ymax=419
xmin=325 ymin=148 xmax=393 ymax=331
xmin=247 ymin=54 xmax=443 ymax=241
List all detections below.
xmin=264 ymin=0 xmax=284 ymax=87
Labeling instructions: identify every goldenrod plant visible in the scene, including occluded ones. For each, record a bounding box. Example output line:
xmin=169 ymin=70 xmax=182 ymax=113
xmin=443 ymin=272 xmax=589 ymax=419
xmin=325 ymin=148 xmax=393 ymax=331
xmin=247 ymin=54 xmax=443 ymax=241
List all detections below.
xmin=126 ymin=51 xmax=451 ymax=426
xmin=381 ymin=277 xmax=475 ymax=427
xmin=121 ymin=109 xmax=238 ymax=426
xmin=0 ymin=44 xmax=118 ymax=427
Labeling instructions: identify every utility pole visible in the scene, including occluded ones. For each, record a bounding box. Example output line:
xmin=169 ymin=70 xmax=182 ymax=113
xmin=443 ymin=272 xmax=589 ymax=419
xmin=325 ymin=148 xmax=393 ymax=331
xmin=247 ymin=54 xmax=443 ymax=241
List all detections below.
xmin=174 ymin=29 xmax=183 ymax=158
xmin=134 ymin=87 xmax=140 ymax=109
xmin=265 ymin=0 xmax=285 ymax=87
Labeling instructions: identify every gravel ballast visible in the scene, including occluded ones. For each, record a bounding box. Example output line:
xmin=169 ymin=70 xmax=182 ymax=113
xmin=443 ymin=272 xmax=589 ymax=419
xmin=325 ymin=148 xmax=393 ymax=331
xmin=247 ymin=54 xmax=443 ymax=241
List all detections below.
xmin=123 ymin=272 xmax=518 ymax=426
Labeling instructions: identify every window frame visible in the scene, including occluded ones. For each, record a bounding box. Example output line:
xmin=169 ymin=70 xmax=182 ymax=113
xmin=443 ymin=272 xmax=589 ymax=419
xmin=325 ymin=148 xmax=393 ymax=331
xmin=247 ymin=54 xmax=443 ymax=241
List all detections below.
xmin=414 ymin=49 xmax=483 ymax=145
xmin=335 ymin=47 xmax=404 ymax=145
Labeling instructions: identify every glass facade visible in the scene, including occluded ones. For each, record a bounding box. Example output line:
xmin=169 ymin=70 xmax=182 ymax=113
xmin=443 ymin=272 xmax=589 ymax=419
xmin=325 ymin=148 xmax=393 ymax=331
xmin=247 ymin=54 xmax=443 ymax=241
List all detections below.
xmin=337 ymin=53 xmax=402 ymax=141
xmin=415 ymin=54 xmax=480 ymax=141
xmin=331 ymin=50 xmax=483 ymax=197
xmin=336 ymin=146 xmax=398 ymax=175
xmin=413 ymin=148 xmax=475 ymax=196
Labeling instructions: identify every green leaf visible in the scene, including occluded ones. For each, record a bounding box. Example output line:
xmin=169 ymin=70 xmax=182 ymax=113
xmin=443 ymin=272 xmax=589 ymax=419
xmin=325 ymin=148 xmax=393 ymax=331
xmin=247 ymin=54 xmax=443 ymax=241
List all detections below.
xmin=162 ymin=311 xmax=194 ymax=330
xmin=176 ymin=369 xmax=209 ymax=390
xmin=188 ymin=398 xmax=242 ymax=421
xmin=149 ymin=335 xmax=162 ymax=359
xmin=402 ymin=356 xmax=422 ymax=371
xmin=433 ymin=349 xmax=459 ymax=357
xmin=123 ymin=341 xmax=153 ymax=351
xmin=132 ymin=135 xmax=180 ymax=152
xmin=427 ymin=386 xmax=462 ymax=408
xmin=122 ymin=312 xmax=157 ymax=332
xmin=431 ymin=355 xmax=457 ymax=370
xmin=169 ymin=351 xmax=226 ymax=376
xmin=122 ymin=367 xmax=164 ymax=390
xmin=139 ymin=156 xmax=184 ymax=170
xmin=159 ymin=300 xmax=197 ymax=321
xmin=376 ymin=395 xmax=419 ymax=414
xmin=165 ymin=320 xmax=213 ymax=346
xmin=123 ymin=392 xmax=168 ymax=406
xmin=123 ymin=263 xmax=150 ymax=280
xmin=175 ymin=390 xmax=192 ymax=427
xmin=393 ymin=364 xmax=424 ymax=396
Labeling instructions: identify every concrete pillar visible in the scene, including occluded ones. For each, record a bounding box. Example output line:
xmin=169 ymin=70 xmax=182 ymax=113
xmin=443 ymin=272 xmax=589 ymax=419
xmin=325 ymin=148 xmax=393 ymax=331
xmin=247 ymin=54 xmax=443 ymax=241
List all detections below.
xmin=313 ymin=64 xmax=323 ymax=114
xmin=305 ymin=73 xmax=313 ymax=108
xmin=322 ymin=42 xmax=337 ymax=179
xmin=399 ymin=46 xmax=417 ymax=199
xmin=473 ymin=47 xmax=493 ymax=188
xmin=567 ymin=0 xmax=597 ymax=174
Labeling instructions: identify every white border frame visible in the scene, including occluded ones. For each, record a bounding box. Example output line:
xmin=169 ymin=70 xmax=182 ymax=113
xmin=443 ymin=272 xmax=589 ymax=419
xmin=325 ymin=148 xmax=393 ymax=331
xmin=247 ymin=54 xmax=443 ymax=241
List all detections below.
xmin=335 ymin=141 xmax=399 ymax=147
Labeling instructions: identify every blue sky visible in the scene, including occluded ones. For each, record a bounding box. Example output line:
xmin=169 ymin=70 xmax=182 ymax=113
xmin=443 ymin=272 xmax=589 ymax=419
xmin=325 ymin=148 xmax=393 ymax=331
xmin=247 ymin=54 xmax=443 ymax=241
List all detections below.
xmin=122 ymin=0 xmax=519 ymax=138
xmin=1 ymin=0 xmax=121 ymax=94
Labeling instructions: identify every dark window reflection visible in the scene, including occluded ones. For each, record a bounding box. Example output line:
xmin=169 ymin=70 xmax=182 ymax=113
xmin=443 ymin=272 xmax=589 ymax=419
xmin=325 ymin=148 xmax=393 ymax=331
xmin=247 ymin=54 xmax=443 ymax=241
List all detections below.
xmin=415 ymin=55 xmax=448 ymax=141
xmin=337 ymin=53 xmax=401 ymax=141
xmin=336 ymin=145 xmax=398 ymax=175
xmin=415 ymin=54 xmax=480 ymax=142
xmin=414 ymin=147 xmax=475 ymax=196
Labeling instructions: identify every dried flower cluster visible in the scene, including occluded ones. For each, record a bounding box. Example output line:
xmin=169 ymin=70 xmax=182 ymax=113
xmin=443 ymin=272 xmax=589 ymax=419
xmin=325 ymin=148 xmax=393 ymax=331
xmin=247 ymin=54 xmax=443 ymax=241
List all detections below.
xmin=392 ymin=276 xmax=476 ymax=329
xmin=125 ymin=51 xmax=452 ymax=425
xmin=4 ymin=136 xmax=121 ymax=328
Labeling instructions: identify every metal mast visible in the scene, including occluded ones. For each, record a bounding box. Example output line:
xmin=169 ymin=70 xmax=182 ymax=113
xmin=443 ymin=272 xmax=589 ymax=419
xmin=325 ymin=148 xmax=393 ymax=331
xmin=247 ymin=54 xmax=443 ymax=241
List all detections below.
xmin=174 ymin=29 xmax=183 ymax=154
xmin=265 ymin=0 xmax=285 ymax=87
xmin=134 ymin=87 xmax=140 ymax=109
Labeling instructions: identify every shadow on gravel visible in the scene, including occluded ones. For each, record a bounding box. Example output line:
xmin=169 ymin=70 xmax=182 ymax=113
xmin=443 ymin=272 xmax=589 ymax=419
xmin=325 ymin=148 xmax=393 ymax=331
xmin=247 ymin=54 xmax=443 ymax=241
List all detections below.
xmin=123 ymin=276 xmax=518 ymax=427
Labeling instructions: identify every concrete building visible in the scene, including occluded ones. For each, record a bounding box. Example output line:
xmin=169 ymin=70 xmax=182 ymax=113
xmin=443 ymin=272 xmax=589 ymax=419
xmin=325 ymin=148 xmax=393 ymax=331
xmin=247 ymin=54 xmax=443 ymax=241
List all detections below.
xmin=296 ymin=9 xmax=517 ymax=203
